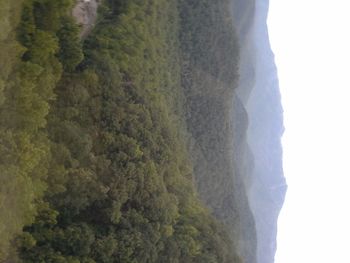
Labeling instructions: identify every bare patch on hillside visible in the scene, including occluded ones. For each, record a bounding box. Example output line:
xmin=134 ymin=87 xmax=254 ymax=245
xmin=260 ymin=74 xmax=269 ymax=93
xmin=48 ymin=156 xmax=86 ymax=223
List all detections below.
xmin=72 ymin=0 xmax=100 ymax=38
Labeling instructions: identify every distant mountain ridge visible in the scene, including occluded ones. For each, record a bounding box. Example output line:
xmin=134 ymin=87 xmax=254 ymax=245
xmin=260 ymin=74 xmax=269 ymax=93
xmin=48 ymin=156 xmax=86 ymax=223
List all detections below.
xmin=231 ymin=0 xmax=286 ymax=262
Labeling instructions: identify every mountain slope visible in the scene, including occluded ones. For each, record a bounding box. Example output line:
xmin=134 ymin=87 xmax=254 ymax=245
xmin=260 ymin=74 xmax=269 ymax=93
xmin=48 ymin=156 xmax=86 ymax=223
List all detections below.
xmin=231 ymin=0 xmax=286 ymax=262
xmin=0 ymin=0 xmax=244 ymax=262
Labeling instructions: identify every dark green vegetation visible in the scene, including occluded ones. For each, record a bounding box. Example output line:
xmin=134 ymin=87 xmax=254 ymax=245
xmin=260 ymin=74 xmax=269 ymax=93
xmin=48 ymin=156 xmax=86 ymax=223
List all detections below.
xmin=178 ymin=0 xmax=246 ymax=255
xmin=0 ymin=0 xmax=243 ymax=262
xmin=179 ymin=0 xmax=240 ymax=192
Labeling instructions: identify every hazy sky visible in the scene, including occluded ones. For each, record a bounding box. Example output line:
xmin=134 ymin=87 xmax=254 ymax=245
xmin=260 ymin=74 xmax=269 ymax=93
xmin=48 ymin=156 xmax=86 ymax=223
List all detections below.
xmin=268 ymin=0 xmax=350 ymax=262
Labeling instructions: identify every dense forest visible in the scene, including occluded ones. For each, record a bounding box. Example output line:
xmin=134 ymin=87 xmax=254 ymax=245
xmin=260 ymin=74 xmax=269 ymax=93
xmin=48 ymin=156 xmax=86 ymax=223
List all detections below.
xmin=0 ymin=0 xmax=243 ymax=262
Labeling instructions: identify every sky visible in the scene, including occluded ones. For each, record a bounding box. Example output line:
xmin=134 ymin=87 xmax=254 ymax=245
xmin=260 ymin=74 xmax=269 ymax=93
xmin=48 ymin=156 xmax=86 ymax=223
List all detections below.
xmin=268 ymin=0 xmax=350 ymax=262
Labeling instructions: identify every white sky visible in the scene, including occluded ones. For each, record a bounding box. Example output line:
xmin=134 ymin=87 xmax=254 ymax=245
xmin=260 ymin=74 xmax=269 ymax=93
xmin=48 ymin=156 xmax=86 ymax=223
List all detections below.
xmin=268 ymin=0 xmax=350 ymax=262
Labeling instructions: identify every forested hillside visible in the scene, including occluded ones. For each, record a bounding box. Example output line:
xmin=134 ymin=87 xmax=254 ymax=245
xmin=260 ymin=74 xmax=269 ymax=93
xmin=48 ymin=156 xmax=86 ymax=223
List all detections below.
xmin=178 ymin=2 xmax=257 ymax=262
xmin=0 ymin=0 xmax=246 ymax=262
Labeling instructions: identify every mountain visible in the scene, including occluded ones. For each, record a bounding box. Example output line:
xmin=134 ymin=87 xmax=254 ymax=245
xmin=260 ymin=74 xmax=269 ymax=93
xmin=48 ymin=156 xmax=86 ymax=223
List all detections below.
xmin=231 ymin=92 xmax=258 ymax=263
xmin=231 ymin=0 xmax=287 ymax=262
xmin=0 ymin=0 xmax=244 ymax=262
xmin=0 ymin=0 xmax=284 ymax=262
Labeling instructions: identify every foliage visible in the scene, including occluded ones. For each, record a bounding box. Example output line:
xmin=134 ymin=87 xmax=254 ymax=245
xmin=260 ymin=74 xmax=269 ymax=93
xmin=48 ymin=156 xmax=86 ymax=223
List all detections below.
xmin=0 ymin=0 xmax=73 ymax=260
xmin=178 ymin=0 xmax=243 ymax=251
xmin=0 ymin=0 xmax=243 ymax=261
